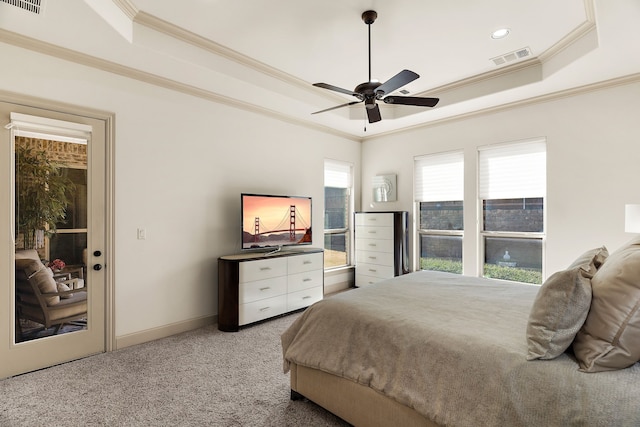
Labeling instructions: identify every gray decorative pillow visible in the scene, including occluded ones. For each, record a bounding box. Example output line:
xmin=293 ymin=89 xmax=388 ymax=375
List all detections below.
xmin=526 ymin=246 xmax=608 ymax=360
xmin=573 ymin=237 xmax=640 ymax=372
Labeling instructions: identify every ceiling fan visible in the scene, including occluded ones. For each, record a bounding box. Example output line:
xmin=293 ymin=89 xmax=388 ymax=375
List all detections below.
xmin=312 ymin=10 xmax=439 ymax=124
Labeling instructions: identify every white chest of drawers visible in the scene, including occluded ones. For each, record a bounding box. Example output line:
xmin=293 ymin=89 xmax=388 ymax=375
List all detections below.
xmin=218 ymin=249 xmax=324 ymax=331
xmin=355 ymin=212 xmax=409 ymax=287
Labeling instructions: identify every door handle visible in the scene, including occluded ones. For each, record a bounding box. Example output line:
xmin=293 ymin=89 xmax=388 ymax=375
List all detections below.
xmin=93 ymin=264 xmax=102 ymax=271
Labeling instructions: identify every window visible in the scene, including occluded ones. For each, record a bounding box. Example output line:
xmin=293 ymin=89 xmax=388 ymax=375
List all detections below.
xmin=50 ymin=167 xmax=88 ymax=266
xmin=479 ymin=140 xmax=546 ymax=284
xmin=324 ymin=160 xmax=353 ymax=269
xmin=414 ymin=151 xmax=464 ymax=273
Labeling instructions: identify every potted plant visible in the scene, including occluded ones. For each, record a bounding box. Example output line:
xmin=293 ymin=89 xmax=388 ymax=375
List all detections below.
xmin=15 ymin=145 xmax=74 ymax=249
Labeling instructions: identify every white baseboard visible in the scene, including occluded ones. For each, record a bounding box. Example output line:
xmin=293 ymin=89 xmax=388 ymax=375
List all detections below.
xmin=114 ymin=268 xmax=355 ymax=349
xmin=324 ymin=267 xmax=355 ymax=295
xmin=115 ymin=315 xmax=217 ymax=349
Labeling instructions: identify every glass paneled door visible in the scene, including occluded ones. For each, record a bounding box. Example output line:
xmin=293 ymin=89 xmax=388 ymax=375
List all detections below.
xmin=0 ymin=101 xmax=108 ymax=378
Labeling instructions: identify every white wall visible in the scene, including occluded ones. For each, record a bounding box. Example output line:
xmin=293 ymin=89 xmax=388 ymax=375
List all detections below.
xmin=0 ymin=42 xmax=361 ymax=339
xmin=361 ymin=80 xmax=640 ymax=278
xmin=4 ymin=39 xmax=639 ymax=344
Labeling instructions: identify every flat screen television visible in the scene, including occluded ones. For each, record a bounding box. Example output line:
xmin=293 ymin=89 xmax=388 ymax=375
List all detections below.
xmin=241 ymin=193 xmax=312 ymax=251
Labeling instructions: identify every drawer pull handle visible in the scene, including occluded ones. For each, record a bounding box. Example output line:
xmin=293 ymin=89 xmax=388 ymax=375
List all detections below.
xmin=368 ymin=243 xmax=377 ymax=247
xmin=303 ymin=278 xmax=312 ymax=282
xmin=368 ymin=256 xmax=377 ymax=260
xmin=259 ymin=267 xmax=271 ymax=271
xmin=259 ymin=307 xmax=271 ymax=312
xmin=368 ymin=218 xmax=377 ymax=221
xmin=259 ymin=287 xmax=271 ymax=291
xmin=302 ymin=296 xmax=312 ymax=300
xmin=369 ymin=269 xmax=377 ymax=272
xmin=368 ymin=230 xmax=377 ymax=234
xmin=303 ymin=261 xmax=312 ymax=264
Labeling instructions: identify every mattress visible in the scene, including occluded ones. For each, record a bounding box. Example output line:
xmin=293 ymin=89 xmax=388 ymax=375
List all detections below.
xmin=282 ymin=271 xmax=640 ymax=426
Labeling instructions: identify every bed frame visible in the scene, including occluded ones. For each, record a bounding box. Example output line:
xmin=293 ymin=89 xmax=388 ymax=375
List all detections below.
xmin=289 ymin=362 xmax=440 ymax=427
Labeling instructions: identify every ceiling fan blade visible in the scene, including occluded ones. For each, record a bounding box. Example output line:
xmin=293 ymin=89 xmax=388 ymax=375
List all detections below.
xmin=313 ymin=83 xmax=357 ymax=97
xmin=375 ymin=69 xmax=419 ymax=96
xmin=312 ymin=101 xmax=362 ymax=115
xmin=383 ymin=96 xmax=439 ymax=108
xmin=366 ymin=104 xmax=382 ymax=123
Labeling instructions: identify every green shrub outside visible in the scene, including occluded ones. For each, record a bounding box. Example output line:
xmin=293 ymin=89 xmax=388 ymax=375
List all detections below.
xmin=483 ymin=264 xmax=541 ymax=284
xmin=420 ymin=258 xmax=462 ymax=274
xmin=420 ymin=257 xmax=542 ymax=284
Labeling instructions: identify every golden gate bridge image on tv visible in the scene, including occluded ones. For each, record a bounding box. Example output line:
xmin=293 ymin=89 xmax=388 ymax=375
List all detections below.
xmin=243 ymin=205 xmax=311 ymax=248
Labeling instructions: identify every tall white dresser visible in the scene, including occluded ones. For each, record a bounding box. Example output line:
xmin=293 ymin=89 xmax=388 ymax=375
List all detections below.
xmin=355 ymin=211 xmax=409 ymax=287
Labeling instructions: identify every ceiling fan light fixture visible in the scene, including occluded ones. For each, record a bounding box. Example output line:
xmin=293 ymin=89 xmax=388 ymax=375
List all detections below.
xmin=365 ymin=98 xmax=376 ymax=109
xmin=491 ymin=28 xmax=510 ymax=39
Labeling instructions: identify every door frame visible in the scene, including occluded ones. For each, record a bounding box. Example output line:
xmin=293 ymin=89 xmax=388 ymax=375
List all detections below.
xmin=1 ymin=89 xmax=115 ymax=357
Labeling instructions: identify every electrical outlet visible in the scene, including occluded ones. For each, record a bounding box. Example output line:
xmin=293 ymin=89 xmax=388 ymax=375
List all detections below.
xmin=137 ymin=228 xmax=146 ymax=240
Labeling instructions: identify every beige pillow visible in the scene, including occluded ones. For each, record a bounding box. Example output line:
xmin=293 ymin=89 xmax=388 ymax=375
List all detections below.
xmin=15 ymin=249 xmax=40 ymax=261
xmin=526 ymin=246 xmax=608 ymax=360
xmin=57 ymin=282 xmax=73 ymax=299
xmin=573 ymin=237 xmax=640 ymax=372
xmin=28 ymin=266 xmax=60 ymax=306
xmin=15 ymin=258 xmax=45 ymax=281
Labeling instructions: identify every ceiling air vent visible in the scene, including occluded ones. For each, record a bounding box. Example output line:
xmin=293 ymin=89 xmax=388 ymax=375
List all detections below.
xmin=491 ymin=47 xmax=532 ymax=66
xmin=1 ymin=0 xmax=43 ymax=14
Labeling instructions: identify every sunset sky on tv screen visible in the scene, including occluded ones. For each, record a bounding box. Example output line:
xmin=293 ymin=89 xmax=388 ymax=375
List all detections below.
xmin=242 ymin=195 xmax=311 ymax=234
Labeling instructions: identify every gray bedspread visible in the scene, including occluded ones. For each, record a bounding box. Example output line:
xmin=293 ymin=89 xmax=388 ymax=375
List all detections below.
xmin=281 ymin=271 xmax=640 ymax=427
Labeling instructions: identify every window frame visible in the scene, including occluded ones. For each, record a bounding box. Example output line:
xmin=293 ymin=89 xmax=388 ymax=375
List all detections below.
xmin=478 ymin=140 xmax=547 ymax=283
xmin=323 ymin=160 xmax=354 ymax=270
xmin=414 ymin=151 xmax=464 ymax=274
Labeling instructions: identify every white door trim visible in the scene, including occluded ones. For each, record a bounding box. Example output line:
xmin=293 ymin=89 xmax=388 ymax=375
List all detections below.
xmin=1 ymin=89 xmax=115 ymax=366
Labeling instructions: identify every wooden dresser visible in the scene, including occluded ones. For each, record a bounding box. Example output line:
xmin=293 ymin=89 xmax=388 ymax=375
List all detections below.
xmin=355 ymin=211 xmax=409 ymax=287
xmin=218 ymin=249 xmax=324 ymax=331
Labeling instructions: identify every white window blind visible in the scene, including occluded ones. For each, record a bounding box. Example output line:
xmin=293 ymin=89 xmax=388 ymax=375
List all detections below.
xmin=8 ymin=112 xmax=91 ymax=144
xmin=479 ymin=140 xmax=546 ymax=199
xmin=414 ymin=151 xmax=464 ymax=202
xmin=324 ymin=159 xmax=352 ymax=188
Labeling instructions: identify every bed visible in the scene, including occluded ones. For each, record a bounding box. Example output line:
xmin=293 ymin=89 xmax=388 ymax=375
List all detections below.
xmin=281 ymin=240 xmax=640 ymax=427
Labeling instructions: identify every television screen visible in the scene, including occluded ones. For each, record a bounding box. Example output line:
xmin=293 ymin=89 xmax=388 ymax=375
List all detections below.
xmin=241 ymin=193 xmax=312 ymax=250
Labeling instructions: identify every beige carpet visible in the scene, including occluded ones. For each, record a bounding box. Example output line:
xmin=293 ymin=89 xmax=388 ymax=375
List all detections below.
xmin=0 ymin=312 xmax=349 ymax=426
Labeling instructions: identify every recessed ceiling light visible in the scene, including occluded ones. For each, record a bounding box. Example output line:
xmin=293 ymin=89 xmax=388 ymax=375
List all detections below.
xmin=491 ymin=28 xmax=510 ymax=39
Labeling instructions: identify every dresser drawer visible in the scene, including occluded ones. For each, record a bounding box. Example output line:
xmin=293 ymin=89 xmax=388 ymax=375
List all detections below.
xmin=239 ymin=276 xmax=287 ymax=304
xmin=356 ymin=250 xmax=395 ymax=267
xmin=288 ymin=252 xmax=324 ymax=275
xmin=288 ymin=269 xmax=323 ymax=293
xmin=355 ymin=225 xmax=393 ymax=240
xmin=239 ymin=295 xmax=287 ymax=325
xmin=239 ymin=257 xmax=287 ymax=283
xmin=355 ymin=237 xmax=394 ymax=253
xmin=287 ymin=286 xmax=323 ymax=311
xmin=355 ymin=273 xmax=383 ymax=287
xmin=355 ymin=212 xmax=393 ymax=227
xmin=356 ymin=262 xmax=394 ymax=279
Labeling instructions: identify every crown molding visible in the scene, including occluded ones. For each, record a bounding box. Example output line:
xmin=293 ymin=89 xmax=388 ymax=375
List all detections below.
xmin=112 ymin=0 xmax=138 ymax=20
xmin=132 ymin=11 xmax=335 ymax=101
xmin=364 ymin=72 xmax=640 ymax=141
xmin=538 ymin=0 xmax=596 ymax=64
xmin=0 ymin=0 xmax=610 ymax=143
xmin=0 ymin=28 xmax=360 ymax=142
